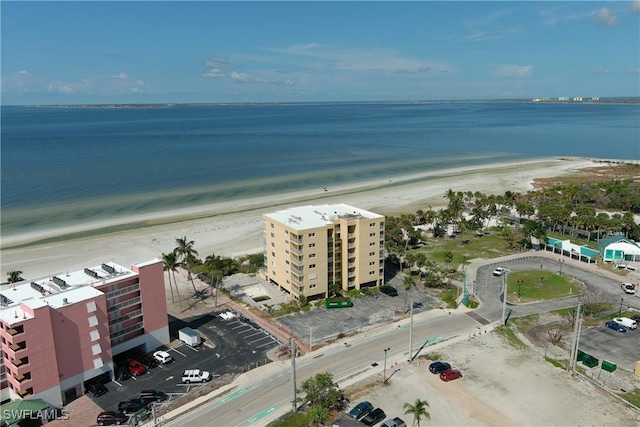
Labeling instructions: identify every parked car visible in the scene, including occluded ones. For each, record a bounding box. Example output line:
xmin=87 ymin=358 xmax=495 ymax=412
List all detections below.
xmin=128 ymin=360 xmax=147 ymax=377
xmin=348 ymin=401 xmax=374 ymax=419
xmin=613 ymin=317 xmax=637 ymax=330
xmin=153 ymin=350 xmax=174 ymax=364
xmin=361 ymin=408 xmax=386 ymax=426
xmin=86 ymin=382 xmax=108 ymax=397
xmin=96 ymin=411 xmax=128 ymax=426
xmin=439 ymin=369 xmax=463 ymax=382
xmin=381 ymin=417 xmax=407 ymax=427
xmin=605 ymin=321 xmax=626 ymax=332
xmin=428 ymin=361 xmax=451 ymax=374
xmin=114 ymin=365 xmax=131 ymax=381
xmin=117 ymin=399 xmax=147 ymax=414
xmin=492 ymin=267 xmax=507 ymax=277
xmin=181 ymin=369 xmax=211 ymax=383
xmin=140 ymin=389 xmax=168 ymax=404
xmin=380 ymin=286 xmax=398 ymax=297
xmin=621 ymin=282 xmax=636 ymax=295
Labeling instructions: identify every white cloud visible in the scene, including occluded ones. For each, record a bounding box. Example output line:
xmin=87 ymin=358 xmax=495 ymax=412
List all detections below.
xmin=594 ymin=7 xmax=618 ymax=26
xmin=493 ymin=64 xmax=533 ymax=78
xmin=592 ymin=69 xmax=614 ymax=76
xmin=15 ymin=70 xmax=30 ymax=76
xmin=116 ymin=72 xmax=129 ymax=79
xmin=269 ymin=44 xmax=453 ymax=74
xmin=47 ymin=82 xmax=74 ymax=93
xmin=202 ymin=58 xmax=232 ymax=77
xmin=630 ymin=0 xmax=640 ymax=14
xmin=627 ymin=68 xmax=640 ymax=75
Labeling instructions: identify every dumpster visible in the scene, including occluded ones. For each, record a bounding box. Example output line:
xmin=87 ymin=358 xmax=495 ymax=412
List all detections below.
xmin=325 ymin=297 xmax=353 ymax=308
xmin=601 ymin=360 xmax=617 ymax=373
xmin=576 ymin=349 xmax=586 ymax=362
xmin=582 ymin=355 xmax=599 ymax=368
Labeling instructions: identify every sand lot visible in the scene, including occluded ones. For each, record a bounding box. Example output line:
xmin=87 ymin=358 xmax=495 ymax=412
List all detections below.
xmin=345 ymin=330 xmax=640 ymax=427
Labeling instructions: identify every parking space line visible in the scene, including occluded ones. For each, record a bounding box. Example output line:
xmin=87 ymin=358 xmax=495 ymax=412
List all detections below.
xmin=237 ymin=328 xmax=256 ymax=334
xmin=170 ymin=347 xmax=188 ymax=358
xmin=256 ymin=340 xmax=278 ymax=349
xmin=243 ymin=331 xmax=264 ymax=339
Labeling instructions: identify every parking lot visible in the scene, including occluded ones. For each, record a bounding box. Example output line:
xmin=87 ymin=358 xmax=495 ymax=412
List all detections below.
xmin=90 ymin=309 xmax=279 ymax=415
xmin=574 ymin=322 xmax=639 ymax=371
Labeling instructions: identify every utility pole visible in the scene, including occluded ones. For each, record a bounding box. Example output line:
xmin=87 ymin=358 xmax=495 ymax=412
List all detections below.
xmin=383 ymin=347 xmax=390 ymax=383
xmin=291 ymin=337 xmax=297 ymax=412
xmin=409 ymin=298 xmax=414 ymax=359
xmin=309 ymin=327 xmax=313 ymax=353
xmin=501 ymin=272 xmax=508 ymax=326
xmin=568 ymin=302 xmax=581 ymax=372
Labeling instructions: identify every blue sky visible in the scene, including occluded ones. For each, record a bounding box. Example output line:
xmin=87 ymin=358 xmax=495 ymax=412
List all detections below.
xmin=2 ymin=1 xmax=639 ymax=104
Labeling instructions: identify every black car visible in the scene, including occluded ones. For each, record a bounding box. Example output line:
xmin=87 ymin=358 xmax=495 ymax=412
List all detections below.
xmin=428 ymin=361 xmax=451 ymax=374
xmin=96 ymin=411 xmax=128 ymax=426
xmin=114 ymin=366 xmax=131 ymax=381
xmin=348 ymin=401 xmax=374 ymax=419
xmin=86 ymin=382 xmax=108 ymax=397
xmin=380 ymin=286 xmax=398 ymax=297
xmin=361 ymin=408 xmax=386 ymax=426
xmin=138 ymin=354 xmax=159 ymax=369
xmin=140 ymin=389 xmax=168 ymax=404
xmin=117 ymin=399 xmax=147 ymax=414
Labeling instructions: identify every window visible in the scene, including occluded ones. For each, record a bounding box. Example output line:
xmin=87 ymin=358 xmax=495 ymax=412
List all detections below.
xmin=309 ymin=284 xmax=317 ymax=289
xmin=370 ymin=242 xmax=375 ymax=246
xmin=271 ymin=232 xmax=275 ymax=238
xmin=369 ymin=261 xmax=375 ymax=266
xmin=272 ymin=252 xmax=275 ymax=257
xmin=369 ymin=252 xmax=375 ymax=256
xmin=309 ymin=273 xmax=317 ymax=279
xmin=285 ymin=230 xmax=289 ymax=234
xmin=309 ymin=232 xmax=316 ymax=237
xmin=87 ymin=315 xmax=98 ymax=327
xmin=90 ymin=330 xmax=100 ymax=342
xmin=86 ymin=301 xmax=96 ymax=313
xmin=93 ymin=358 xmax=104 ymax=369
xmin=309 ymin=243 xmax=316 ymax=248
xmin=271 ymin=242 xmax=275 ymax=247
xmin=309 ymin=254 xmax=316 ymax=258
xmin=309 ymin=264 xmax=316 ymax=268
xmin=370 ymin=222 xmax=376 ymax=227
xmin=91 ymin=343 xmax=102 ymax=356
xmin=369 ymin=232 xmax=376 ymax=237
xmin=270 ymin=223 xmax=274 ymax=228
xmin=369 ymin=271 xmax=376 ymax=275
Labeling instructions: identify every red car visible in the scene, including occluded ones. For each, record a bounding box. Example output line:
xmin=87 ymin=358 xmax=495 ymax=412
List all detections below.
xmin=439 ymin=368 xmax=462 ymax=382
xmin=128 ymin=360 xmax=147 ymax=377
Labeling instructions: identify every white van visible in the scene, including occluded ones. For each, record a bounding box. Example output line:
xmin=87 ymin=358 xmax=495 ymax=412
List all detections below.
xmin=613 ymin=317 xmax=637 ymax=330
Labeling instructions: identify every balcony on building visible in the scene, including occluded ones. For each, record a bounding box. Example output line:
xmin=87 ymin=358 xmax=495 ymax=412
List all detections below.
xmin=7 ymin=325 xmax=24 ymax=336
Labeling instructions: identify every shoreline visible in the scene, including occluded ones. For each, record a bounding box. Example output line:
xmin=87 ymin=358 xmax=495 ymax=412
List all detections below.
xmin=0 ymin=156 xmax=603 ymax=278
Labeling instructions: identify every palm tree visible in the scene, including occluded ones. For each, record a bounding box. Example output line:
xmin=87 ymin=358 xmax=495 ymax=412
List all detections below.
xmin=403 ymin=398 xmax=430 ymax=427
xmin=7 ymin=270 xmax=24 ymax=283
xmin=162 ymin=250 xmax=183 ymax=311
xmin=175 ymin=236 xmax=199 ymax=295
xmin=403 ymin=275 xmax=415 ymax=308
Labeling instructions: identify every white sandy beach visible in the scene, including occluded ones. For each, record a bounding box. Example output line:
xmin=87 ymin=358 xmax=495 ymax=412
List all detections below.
xmin=1 ymin=157 xmax=596 ymax=279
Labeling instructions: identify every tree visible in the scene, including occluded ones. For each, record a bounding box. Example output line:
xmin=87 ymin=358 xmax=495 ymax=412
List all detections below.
xmin=7 ymin=270 xmax=23 ymax=283
xmin=579 ymin=289 xmax=615 ymax=317
xmin=403 ymin=275 xmax=416 ymax=307
xmin=308 ymin=404 xmax=329 ymax=425
xmin=403 ymin=398 xmax=430 ymax=427
xmin=162 ymin=250 xmax=183 ymax=311
xmin=298 ymin=372 xmax=344 ymax=412
xmin=175 ymin=236 xmax=200 ymax=295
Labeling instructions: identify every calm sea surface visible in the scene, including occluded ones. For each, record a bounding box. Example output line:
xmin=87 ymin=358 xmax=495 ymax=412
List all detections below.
xmin=2 ymin=102 xmax=639 ymax=236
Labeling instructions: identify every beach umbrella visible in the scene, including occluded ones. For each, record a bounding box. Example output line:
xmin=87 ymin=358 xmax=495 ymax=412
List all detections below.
xmin=0 ymin=399 xmax=50 ymax=426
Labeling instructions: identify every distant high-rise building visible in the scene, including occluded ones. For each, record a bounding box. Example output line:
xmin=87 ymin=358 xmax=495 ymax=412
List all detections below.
xmin=263 ymin=204 xmax=385 ymax=300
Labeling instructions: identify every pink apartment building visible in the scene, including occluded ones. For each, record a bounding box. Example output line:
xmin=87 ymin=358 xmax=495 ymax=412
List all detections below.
xmin=0 ymin=259 xmax=169 ymax=406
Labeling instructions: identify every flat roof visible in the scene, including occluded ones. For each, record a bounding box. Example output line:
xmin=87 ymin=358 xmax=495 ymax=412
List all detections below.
xmin=264 ymin=203 xmax=383 ymax=231
xmin=0 ymin=262 xmax=134 ymax=325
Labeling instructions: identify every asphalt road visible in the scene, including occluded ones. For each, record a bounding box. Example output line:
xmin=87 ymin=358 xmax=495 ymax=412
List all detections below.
xmin=163 ymin=311 xmax=479 ymax=427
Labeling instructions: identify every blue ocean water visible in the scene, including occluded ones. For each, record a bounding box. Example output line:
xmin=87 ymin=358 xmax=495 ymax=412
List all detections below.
xmin=1 ymin=102 xmax=639 ymax=236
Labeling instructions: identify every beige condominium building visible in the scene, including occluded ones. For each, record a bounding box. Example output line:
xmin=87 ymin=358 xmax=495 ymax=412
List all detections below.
xmin=263 ymin=204 xmax=385 ymax=300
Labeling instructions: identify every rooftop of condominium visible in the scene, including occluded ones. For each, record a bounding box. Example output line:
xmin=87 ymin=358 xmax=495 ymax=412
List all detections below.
xmin=0 ymin=261 xmax=136 ymax=325
xmin=263 ymin=203 xmax=383 ymax=231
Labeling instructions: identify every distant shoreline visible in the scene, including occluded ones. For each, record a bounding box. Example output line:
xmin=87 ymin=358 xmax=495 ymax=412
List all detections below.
xmin=22 ymin=97 xmax=640 ymax=108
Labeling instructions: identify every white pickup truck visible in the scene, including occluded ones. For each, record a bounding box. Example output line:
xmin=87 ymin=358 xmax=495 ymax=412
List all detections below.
xmin=181 ymin=369 xmax=211 ymax=383
xmin=621 ymin=282 xmax=636 ymax=295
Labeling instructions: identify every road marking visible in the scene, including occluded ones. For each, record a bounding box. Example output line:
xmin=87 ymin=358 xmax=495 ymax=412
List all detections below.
xmin=246 ymin=406 xmax=276 ymax=424
xmin=421 ymin=335 xmax=445 ymax=345
xmin=215 ymin=387 xmax=248 ymax=404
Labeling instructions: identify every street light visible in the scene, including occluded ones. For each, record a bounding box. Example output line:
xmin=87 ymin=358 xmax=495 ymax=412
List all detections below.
xmin=383 ymin=347 xmax=390 ymax=383
xmin=517 ymin=280 xmax=523 ymax=299
xmin=619 ymin=298 xmax=624 ymax=317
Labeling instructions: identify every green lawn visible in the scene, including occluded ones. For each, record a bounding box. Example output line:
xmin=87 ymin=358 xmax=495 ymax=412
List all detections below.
xmin=506 ymin=271 xmax=581 ymax=303
xmin=417 ymin=230 xmax=512 ymax=266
